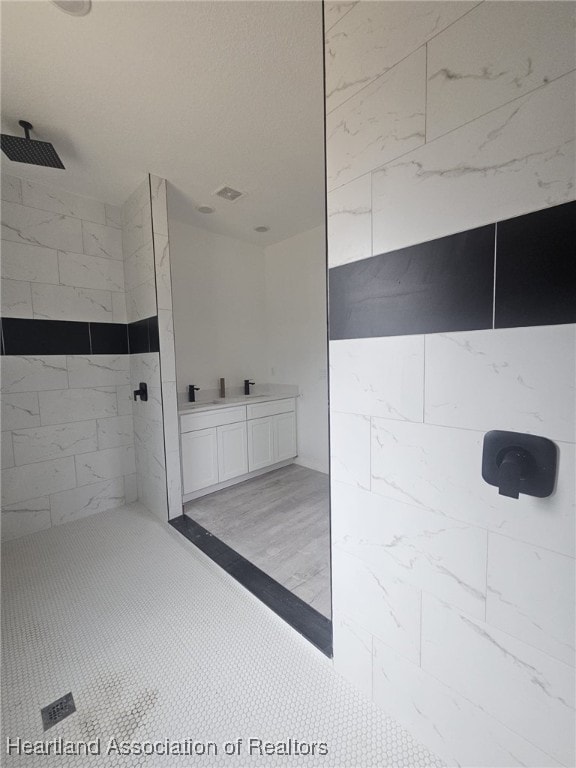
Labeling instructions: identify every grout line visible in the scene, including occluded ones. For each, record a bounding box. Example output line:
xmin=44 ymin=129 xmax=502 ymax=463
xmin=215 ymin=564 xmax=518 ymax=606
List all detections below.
xmin=485 ymin=531 xmax=490 ymax=622
xmin=492 ymin=222 xmax=497 ymax=329
xmin=327 ymin=65 xmax=576 ymax=196
xmin=422 ymin=335 xmax=426 ymax=423
xmin=424 ymin=42 xmax=428 ymax=143
xmin=325 ymin=1 xmax=485 ymax=117
xmin=419 ymin=589 xmax=423 ymax=667
xmin=88 ymin=322 xmax=93 ymax=355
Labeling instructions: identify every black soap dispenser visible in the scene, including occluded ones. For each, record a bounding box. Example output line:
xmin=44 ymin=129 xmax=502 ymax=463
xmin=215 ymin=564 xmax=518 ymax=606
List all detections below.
xmin=188 ymin=385 xmax=200 ymax=402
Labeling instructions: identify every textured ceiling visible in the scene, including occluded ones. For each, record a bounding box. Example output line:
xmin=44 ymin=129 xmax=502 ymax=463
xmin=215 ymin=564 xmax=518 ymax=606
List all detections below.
xmin=1 ymin=0 xmax=326 ymax=245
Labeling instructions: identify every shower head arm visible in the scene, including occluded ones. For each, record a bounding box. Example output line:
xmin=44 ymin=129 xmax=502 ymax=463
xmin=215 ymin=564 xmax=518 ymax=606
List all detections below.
xmin=19 ymin=120 xmax=33 ymax=140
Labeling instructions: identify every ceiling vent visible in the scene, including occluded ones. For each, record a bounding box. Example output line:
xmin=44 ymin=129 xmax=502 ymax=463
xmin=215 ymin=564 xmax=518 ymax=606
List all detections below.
xmin=214 ymin=186 xmax=243 ymax=202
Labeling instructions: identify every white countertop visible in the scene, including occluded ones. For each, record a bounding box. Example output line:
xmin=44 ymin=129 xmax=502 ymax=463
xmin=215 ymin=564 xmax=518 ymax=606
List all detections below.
xmin=178 ymin=393 xmax=295 ymax=415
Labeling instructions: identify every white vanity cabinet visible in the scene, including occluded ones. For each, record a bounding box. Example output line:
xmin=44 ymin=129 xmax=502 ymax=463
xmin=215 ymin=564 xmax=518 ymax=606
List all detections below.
xmin=180 ymin=397 xmax=297 ymax=500
xmin=246 ymin=400 xmax=297 ymax=472
xmin=217 ymin=421 xmax=248 ymax=481
xmin=181 ymin=428 xmax=219 ymax=494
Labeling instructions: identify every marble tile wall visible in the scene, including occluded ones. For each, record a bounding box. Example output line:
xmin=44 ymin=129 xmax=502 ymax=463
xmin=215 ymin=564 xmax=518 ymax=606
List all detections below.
xmin=149 ymin=176 xmax=182 ymax=520
xmin=120 ymin=176 xmax=180 ymax=521
xmin=325 ymin=2 xmax=576 ymax=766
xmin=1 ymin=178 xmax=135 ymax=540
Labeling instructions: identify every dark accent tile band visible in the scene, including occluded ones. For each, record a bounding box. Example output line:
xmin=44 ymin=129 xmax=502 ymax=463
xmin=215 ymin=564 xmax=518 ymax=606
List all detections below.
xmin=329 ymin=225 xmax=495 ymax=340
xmin=495 ymin=201 xmax=576 ymax=329
xmin=90 ymin=322 xmax=129 ymax=354
xmin=1 ymin=316 xmax=158 ymax=356
xmin=169 ymin=514 xmax=333 ymax=657
xmin=1 ymin=318 xmax=91 ymax=355
xmin=127 ymin=316 xmax=159 ymax=354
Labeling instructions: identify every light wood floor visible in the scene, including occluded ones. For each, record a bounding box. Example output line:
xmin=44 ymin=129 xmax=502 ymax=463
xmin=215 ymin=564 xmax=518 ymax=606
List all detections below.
xmin=184 ymin=464 xmax=331 ymax=618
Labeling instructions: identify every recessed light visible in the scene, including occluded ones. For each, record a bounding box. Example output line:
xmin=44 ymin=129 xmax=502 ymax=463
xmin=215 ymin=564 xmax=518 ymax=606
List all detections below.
xmin=254 ymin=226 xmax=269 ymax=233
xmin=51 ymin=0 xmax=92 ymax=16
xmin=197 ymin=205 xmax=215 ymax=214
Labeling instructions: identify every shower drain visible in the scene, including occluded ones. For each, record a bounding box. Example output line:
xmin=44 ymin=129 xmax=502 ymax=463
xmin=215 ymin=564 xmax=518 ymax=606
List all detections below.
xmin=41 ymin=692 xmax=76 ymax=730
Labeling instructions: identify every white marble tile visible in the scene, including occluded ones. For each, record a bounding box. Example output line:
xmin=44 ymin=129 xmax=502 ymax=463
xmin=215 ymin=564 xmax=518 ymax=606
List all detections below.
xmin=425 ymin=325 xmax=576 ymax=443
xmin=122 ymin=178 xmax=150 ymax=226
xmin=124 ymin=239 xmax=155 ymax=293
xmin=329 ymin=411 xmax=371 ymax=490
xmin=371 ymin=419 xmax=575 ymax=557
xmin=154 ymin=234 xmax=172 ymax=310
xmin=39 ymin=387 xmax=117 ymax=426
xmin=165 ymin=448 xmax=183 ymax=519
xmin=1 ymin=174 xmax=22 ymax=204
xmin=31 ymin=283 xmax=113 ymax=323
xmin=122 ymin=201 xmax=153 ymax=260
xmin=421 ymin=593 xmax=575 ymax=766
xmin=1 ymin=278 xmax=32 ymax=318
xmin=97 ymin=415 xmax=134 ymax=449
xmin=0 ymin=241 xmax=59 ymax=284
xmin=373 ymin=638 xmax=563 ymax=768
xmin=1 ymin=497 xmax=52 ymax=542
xmin=158 ymin=310 xmax=176 ymax=382
xmin=21 ymin=180 xmax=106 ymax=224
xmin=325 ymin=1 xmax=476 ymax=113
xmin=82 ymin=220 xmax=123 ymax=261
xmin=324 ymin=1 xmax=357 ymax=32
xmin=1 ymin=202 xmax=83 ymax=252
xmin=67 ymin=355 xmax=130 ymax=388
xmin=150 ymin=176 xmax=168 ymax=236
xmin=1 ymin=393 xmax=41 ymax=431
xmin=12 ymin=421 xmax=97 ymax=466
xmin=1 ymin=457 xmax=76 ymax=506
xmin=75 ymin=445 xmax=136 ymax=486
xmin=427 ymin=1 xmax=576 ymax=141
xmin=111 ymin=292 xmax=127 ymax=324
xmin=372 ymin=72 xmax=576 ymax=255
xmin=327 ymin=175 xmax=371 ymax=268
xmin=1 ymin=433 xmax=15 ymax=468
xmin=1 ymin=356 xmax=68 ymax=393
xmin=104 ymin=204 xmax=122 ymax=229
xmin=161 ymin=381 xmax=178 ymax=451
xmin=332 ymin=611 xmax=372 ymax=698
xmin=327 ymin=47 xmax=425 ymax=190
xmin=332 ymin=545 xmax=421 ymax=664
xmin=487 ymin=533 xmax=575 ymax=668
xmin=330 ymin=335 xmax=424 ymax=422
xmin=129 ymin=353 xmax=160 ymax=389
xmin=332 ymin=480 xmax=487 ymax=618
xmin=138 ymin=471 xmax=168 ymax=521
xmin=116 ymin=385 xmax=133 ymax=417
xmin=126 ymin=279 xmax=157 ymax=324
xmin=50 ymin=477 xmax=125 ymax=526
xmin=58 ymin=251 xmax=124 ymax=292
xmin=124 ymin=473 xmax=138 ymax=503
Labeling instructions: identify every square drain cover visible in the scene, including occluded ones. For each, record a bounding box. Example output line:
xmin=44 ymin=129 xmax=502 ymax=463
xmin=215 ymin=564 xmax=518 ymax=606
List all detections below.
xmin=41 ymin=692 xmax=76 ymax=730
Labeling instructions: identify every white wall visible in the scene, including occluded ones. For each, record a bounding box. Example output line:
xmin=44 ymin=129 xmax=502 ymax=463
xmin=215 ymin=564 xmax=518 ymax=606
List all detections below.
xmin=325 ymin=2 xmax=575 ymax=767
xmin=170 ymin=219 xmax=267 ymax=394
xmin=264 ymin=226 xmax=328 ymax=473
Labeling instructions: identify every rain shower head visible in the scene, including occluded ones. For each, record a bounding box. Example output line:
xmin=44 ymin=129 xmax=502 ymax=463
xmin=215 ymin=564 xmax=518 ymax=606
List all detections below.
xmin=1 ymin=121 xmax=65 ymax=169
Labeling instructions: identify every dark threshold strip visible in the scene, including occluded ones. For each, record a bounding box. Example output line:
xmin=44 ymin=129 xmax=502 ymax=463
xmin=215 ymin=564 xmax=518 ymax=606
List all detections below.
xmin=169 ymin=515 xmax=333 ymax=657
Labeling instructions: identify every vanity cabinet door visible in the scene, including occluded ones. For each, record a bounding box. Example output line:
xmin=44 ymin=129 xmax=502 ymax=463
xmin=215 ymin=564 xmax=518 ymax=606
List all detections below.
xmin=217 ymin=422 xmax=248 ymax=482
xmin=274 ymin=411 xmax=297 ymax=462
xmin=181 ymin=427 xmax=219 ymax=493
xmin=247 ymin=416 xmax=275 ymax=471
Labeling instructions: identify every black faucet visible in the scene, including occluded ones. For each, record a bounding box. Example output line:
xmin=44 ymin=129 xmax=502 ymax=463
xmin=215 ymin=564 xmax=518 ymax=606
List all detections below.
xmin=244 ymin=379 xmax=255 ymax=395
xmin=188 ymin=385 xmax=200 ymax=402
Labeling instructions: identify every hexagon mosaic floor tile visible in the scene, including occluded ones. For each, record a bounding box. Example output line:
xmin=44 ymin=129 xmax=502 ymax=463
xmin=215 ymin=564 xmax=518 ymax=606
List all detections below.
xmin=1 ymin=503 xmax=444 ymax=767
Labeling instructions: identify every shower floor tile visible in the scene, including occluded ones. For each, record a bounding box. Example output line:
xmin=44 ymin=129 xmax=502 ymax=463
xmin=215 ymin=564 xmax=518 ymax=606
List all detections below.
xmin=1 ymin=503 xmax=444 ymax=767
